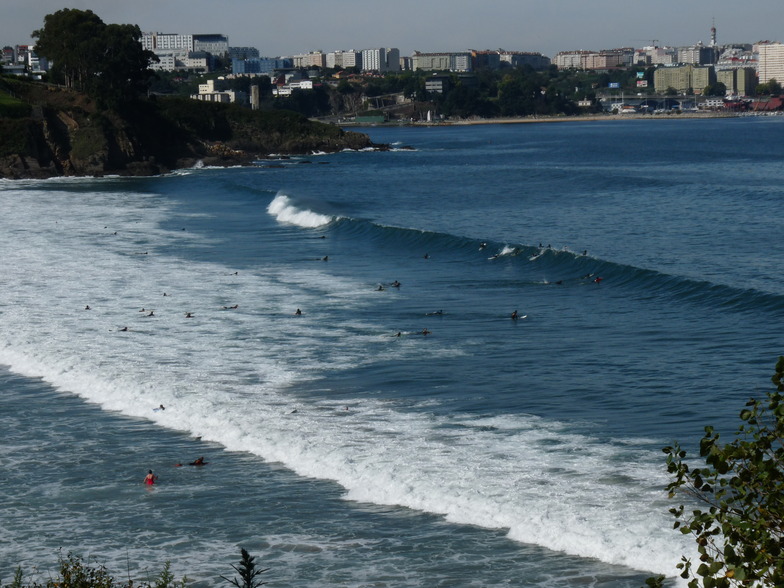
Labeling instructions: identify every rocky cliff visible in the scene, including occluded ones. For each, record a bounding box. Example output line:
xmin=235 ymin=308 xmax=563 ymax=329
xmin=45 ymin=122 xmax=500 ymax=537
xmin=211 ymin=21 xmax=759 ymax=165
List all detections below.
xmin=0 ymin=78 xmax=378 ymax=179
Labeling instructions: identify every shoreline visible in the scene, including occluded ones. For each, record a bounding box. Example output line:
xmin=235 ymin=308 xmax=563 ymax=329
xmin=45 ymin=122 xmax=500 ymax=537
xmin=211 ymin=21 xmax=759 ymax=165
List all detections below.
xmin=338 ymin=111 xmax=756 ymax=127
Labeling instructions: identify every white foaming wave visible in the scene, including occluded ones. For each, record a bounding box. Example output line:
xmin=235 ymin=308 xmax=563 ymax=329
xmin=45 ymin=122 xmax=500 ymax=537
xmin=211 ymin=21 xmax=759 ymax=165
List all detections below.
xmin=0 ymin=183 xmax=691 ymax=580
xmin=267 ymin=192 xmax=335 ymax=228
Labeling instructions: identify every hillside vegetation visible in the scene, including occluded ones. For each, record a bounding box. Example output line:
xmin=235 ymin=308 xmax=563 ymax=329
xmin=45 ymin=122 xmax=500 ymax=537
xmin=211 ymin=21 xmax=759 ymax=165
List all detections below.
xmin=0 ymin=76 xmax=375 ymax=179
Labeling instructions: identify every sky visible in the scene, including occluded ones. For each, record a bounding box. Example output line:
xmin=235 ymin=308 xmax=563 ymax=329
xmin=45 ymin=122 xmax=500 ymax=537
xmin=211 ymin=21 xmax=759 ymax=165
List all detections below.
xmin=3 ymin=0 xmax=783 ymax=59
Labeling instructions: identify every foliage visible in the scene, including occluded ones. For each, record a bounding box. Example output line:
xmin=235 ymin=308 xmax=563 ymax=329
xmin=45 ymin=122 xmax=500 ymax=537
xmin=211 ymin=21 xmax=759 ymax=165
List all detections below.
xmin=32 ymin=9 xmax=105 ymax=90
xmin=2 ymin=552 xmax=188 ymax=587
xmin=0 ymin=119 xmax=40 ymax=157
xmin=702 ymin=82 xmax=727 ymax=97
xmin=273 ymin=85 xmax=331 ymax=117
xmin=220 ymin=548 xmax=268 ymax=588
xmin=755 ymin=78 xmax=782 ymax=97
xmin=0 ymin=89 xmax=32 ymax=118
xmin=663 ymin=357 xmax=784 ymax=587
xmin=32 ymin=9 xmax=157 ymax=108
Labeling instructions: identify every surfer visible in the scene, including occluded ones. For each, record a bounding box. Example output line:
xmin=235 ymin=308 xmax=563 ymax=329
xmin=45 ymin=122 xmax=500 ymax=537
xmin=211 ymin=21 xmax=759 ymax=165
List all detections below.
xmin=392 ymin=280 xmax=401 ymax=288
xmin=511 ymin=310 xmax=519 ymax=320
xmin=594 ymin=277 xmax=603 ymax=284
xmin=322 ymin=255 xmax=329 ymax=261
xmin=144 ymin=470 xmax=157 ymax=486
xmin=84 ymin=305 xmax=91 ymax=310
xmin=185 ymin=312 xmax=194 ymax=318
xmin=479 ymin=242 xmax=487 ymax=250
xmin=189 ymin=457 xmax=207 ymax=466
xmin=377 ymin=285 xmax=385 ymax=291
xmin=119 ymin=326 xmax=128 ymax=332
xmin=421 ymin=328 xmax=431 ymax=336
xmin=295 ymin=308 xmax=302 ymax=315
xmin=423 ymin=253 xmax=430 ymax=259
xmin=147 ymin=311 xmax=155 ymax=317
xmin=426 ymin=310 xmax=443 ymax=316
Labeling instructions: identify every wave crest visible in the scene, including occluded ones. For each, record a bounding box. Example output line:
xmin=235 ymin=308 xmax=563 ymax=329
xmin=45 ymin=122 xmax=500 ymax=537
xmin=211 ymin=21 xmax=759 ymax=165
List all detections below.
xmin=267 ymin=193 xmax=334 ymax=228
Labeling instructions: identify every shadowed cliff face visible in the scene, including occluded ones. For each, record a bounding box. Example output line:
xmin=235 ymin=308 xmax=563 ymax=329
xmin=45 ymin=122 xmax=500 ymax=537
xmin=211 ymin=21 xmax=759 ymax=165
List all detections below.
xmin=0 ymin=80 xmax=377 ymax=179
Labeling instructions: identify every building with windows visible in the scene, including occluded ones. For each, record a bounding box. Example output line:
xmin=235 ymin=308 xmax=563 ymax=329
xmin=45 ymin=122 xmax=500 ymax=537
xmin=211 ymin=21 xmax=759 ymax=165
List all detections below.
xmin=498 ymin=51 xmax=550 ymax=70
xmin=717 ymin=67 xmax=756 ymax=96
xmin=678 ymin=43 xmax=717 ymax=65
xmin=229 ymin=47 xmax=260 ymax=61
xmin=412 ymin=52 xmax=472 ymax=72
xmin=425 ymin=74 xmax=451 ymax=94
xmin=555 ymin=49 xmax=632 ymax=70
xmin=326 ymin=50 xmax=362 ymax=69
xmin=635 ymin=46 xmax=677 ymax=66
xmin=142 ymin=32 xmax=228 ymax=71
xmin=232 ymin=57 xmax=292 ymax=76
xmin=142 ymin=32 xmax=194 ymax=53
xmin=360 ymin=48 xmax=400 ymax=72
xmin=756 ymin=41 xmax=784 ymax=85
xmin=191 ymin=78 xmax=246 ymax=103
xmin=653 ymin=64 xmax=716 ymax=94
xmin=193 ymin=34 xmax=229 ymax=57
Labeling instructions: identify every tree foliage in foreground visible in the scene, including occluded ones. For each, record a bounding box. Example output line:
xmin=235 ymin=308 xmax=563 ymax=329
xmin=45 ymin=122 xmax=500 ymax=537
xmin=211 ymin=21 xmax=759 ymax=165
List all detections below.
xmin=663 ymin=357 xmax=784 ymax=586
xmin=220 ymin=548 xmax=269 ymax=588
xmin=3 ymin=547 xmax=267 ymax=587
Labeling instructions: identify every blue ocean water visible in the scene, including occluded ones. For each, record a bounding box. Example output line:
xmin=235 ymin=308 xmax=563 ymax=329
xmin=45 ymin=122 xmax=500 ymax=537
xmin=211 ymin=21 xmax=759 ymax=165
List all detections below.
xmin=1 ymin=117 xmax=783 ymax=587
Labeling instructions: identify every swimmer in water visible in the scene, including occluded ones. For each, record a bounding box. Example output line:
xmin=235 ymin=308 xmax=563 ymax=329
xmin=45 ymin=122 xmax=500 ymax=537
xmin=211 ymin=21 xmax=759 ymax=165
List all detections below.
xmin=144 ymin=470 xmax=157 ymax=486
xmin=189 ymin=457 xmax=207 ymax=466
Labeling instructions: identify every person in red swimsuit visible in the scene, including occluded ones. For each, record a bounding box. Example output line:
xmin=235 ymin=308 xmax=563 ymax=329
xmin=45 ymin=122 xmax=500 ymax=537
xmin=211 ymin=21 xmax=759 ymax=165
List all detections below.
xmin=144 ymin=470 xmax=157 ymax=485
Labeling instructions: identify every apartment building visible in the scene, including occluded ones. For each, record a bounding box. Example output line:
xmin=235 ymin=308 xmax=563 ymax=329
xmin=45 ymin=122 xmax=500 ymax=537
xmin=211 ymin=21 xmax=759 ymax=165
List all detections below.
xmin=361 ymin=48 xmax=400 ymax=72
xmin=716 ymin=67 xmax=757 ymax=96
xmin=757 ymin=42 xmax=784 ymax=84
xmin=412 ymin=52 xmax=472 ymax=72
xmin=653 ymin=64 xmax=716 ymax=94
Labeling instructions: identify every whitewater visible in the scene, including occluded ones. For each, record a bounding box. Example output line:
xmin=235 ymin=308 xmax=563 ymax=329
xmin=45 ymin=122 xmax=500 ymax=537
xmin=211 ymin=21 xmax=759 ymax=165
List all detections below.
xmin=2 ymin=118 xmax=783 ymax=587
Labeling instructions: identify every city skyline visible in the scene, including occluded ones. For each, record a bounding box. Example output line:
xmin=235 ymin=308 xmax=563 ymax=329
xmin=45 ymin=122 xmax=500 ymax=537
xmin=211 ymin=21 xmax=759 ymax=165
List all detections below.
xmin=2 ymin=0 xmax=783 ymax=59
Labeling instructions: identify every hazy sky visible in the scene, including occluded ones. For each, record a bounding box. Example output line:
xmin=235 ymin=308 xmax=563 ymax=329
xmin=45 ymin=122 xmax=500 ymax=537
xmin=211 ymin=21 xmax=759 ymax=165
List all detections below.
xmin=3 ymin=0 xmax=782 ymax=58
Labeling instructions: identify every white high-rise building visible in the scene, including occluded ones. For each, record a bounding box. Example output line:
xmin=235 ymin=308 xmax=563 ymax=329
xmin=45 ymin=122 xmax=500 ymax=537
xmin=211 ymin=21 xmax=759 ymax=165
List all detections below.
xmin=360 ymin=48 xmax=400 ymax=72
xmin=142 ymin=32 xmax=194 ymax=53
xmin=757 ymin=42 xmax=784 ymax=84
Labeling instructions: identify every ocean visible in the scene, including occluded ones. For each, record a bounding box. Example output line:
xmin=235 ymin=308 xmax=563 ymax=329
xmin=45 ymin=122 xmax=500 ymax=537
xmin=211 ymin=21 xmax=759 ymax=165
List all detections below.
xmin=1 ymin=117 xmax=782 ymax=587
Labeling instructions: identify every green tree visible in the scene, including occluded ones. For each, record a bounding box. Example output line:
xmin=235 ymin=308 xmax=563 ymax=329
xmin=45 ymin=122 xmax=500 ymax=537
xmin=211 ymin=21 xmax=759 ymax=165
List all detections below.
xmin=32 ymin=8 xmax=104 ymax=90
xmin=769 ymin=78 xmax=782 ymax=96
xmin=32 ymin=9 xmax=156 ymax=107
xmin=221 ymin=548 xmax=268 ymax=588
xmin=90 ymin=23 xmax=157 ymax=108
xmin=663 ymin=357 xmax=784 ymax=586
xmin=703 ymin=82 xmax=727 ymax=97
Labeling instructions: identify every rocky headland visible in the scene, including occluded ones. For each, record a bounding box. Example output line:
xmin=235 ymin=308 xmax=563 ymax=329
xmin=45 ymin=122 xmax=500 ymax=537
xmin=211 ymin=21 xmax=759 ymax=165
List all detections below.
xmin=0 ymin=77 xmax=379 ymax=179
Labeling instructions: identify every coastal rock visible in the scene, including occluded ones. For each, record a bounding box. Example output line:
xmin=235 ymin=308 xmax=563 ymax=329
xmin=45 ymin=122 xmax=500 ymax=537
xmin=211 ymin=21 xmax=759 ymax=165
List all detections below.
xmin=0 ymin=79 xmax=380 ymax=179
